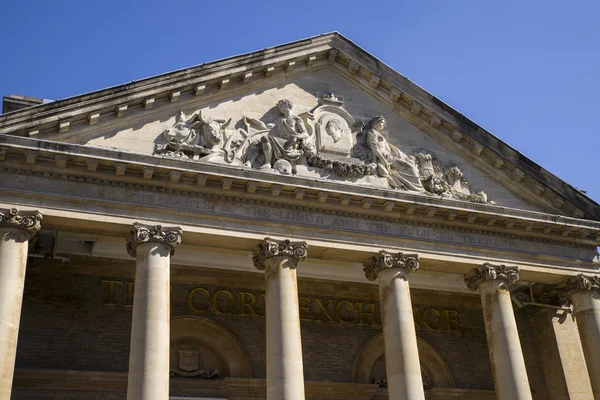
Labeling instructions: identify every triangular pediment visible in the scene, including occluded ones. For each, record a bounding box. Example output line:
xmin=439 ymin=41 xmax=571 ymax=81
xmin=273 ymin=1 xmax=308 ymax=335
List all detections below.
xmin=0 ymin=33 xmax=597 ymax=220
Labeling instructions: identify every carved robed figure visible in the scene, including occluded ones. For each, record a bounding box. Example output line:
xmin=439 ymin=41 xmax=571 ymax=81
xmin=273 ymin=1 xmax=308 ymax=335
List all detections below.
xmin=154 ymin=94 xmax=491 ymax=204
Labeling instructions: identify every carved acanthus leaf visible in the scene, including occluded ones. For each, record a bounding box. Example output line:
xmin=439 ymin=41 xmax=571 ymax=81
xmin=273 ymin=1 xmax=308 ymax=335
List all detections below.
xmin=126 ymin=223 xmax=183 ymax=257
xmin=464 ymin=262 xmax=520 ymax=291
xmin=252 ymin=237 xmax=308 ymax=270
xmin=363 ymin=250 xmax=419 ymax=281
xmin=0 ymin=208 xmax=43 ymax=239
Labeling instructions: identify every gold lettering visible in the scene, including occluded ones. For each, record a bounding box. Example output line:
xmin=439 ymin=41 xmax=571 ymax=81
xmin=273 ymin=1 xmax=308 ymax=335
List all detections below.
xmin=101 ymin=280 xmax=123 ymax=306
xmin=356 ymin=302 xmax=379 ymax=327
xmin=335 ymin=300 xmax=354 ymax=324
xmin=413 ymin=307 xmax=421 ymax=330
xmin=299 ymin=297 xmax=311 ymax=321
xmin=125 ymin=282 xmax=134 ymax=308
xmin=314 ymin=298 xmax=335 ymax=322
xmin=212 ymin=289 xmax=235 ymax=315
xmin=238 ymin=292 xmax=258 ymax=317
xmin=423 ymin=308 xmax=442 ymax=332
xmin=188 ymin=288 xmax=210 ymax=313
xmin=444 ymin=310 xmax=460 ymax=333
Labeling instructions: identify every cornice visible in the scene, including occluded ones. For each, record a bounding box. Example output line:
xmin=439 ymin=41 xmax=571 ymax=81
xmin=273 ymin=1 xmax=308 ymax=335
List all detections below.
xmin=0 ymin=32 xmax=597 ymax=221
xmin=1 ymin=134 xmax=599 ymax=249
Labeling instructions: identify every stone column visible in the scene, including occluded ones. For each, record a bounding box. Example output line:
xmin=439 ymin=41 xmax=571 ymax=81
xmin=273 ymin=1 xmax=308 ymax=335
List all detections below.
xmin=465 ymin=263 xmax=532 ymax=400
xmin=557 ymin=274 xmax=600 ymax=399
xmin=0 ymin=208 xmax=42 ymax=400
xmin=363 ymin=251 xmax=425 ymax=400
xmin=126 ymin=223 xmax=182 ymax=400
xmin=253 ymin=238 xmax=308 ymax=400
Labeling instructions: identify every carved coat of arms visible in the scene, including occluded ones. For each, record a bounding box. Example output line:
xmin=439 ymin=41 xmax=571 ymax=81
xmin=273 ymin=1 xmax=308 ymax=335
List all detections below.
xmin=169 ymin=349 xmax=220 ymax=379
xmin=178 ymin=350 xmax=199 ymax=372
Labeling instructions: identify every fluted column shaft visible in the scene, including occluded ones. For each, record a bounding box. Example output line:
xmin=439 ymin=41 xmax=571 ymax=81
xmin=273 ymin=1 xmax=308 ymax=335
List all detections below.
xmin=558 ymin=274 xmax=600 ymax=399
xmin=364 ymin=251 xmax=425 ymax=400
xmin=0 ymin=208 xmax=41 ymax=400
xmin=254 ymin=238 xmax=308 ymax=400
xmin=126 ymin=223 xmax=182 ymax=400
xmin=465 ymin=263 xmax=532 ymax=400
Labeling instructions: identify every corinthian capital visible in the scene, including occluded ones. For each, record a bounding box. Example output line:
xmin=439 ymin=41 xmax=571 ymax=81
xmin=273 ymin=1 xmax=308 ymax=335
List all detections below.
xmin=465 ymin=262 xmax=519 ymax=291
xmin=252 ymin=238 xmax=308 ymax=270
xmin=556 ymin=274 xmax=600 ymax=300
xmin=363 ymin=250 xmax=419 ymax=281
xmin=0 ymin=208 xmax=43 ymax=239
xmin=126 ymin=223 xmax=183 ymax=257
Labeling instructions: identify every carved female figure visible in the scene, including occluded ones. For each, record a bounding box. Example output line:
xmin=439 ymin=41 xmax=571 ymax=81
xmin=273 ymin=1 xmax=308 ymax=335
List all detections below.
xmin=358 ymin=116 xmax=425 ymax=192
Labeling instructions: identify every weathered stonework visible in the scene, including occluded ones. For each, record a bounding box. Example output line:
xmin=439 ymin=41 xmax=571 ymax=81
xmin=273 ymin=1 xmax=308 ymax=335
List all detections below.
xmin=126 ymin=223 xmax=183 ymax=257
xmin=556 ymin=274 xmax=600 ymax=300
xmin=0 ymin=208 xmax=42 ymax=239
xmin=363 ymin=250 xmax=419 ymax=281
xmin=252 ymin=238 xmax=308 ymax=270
xmin=464 ymin=263 xmax=520 ymax=291
xmin=0 ymin=32 xmax=598 ymax=400
xmin=153 ymin=95 xmax=492 ymax=205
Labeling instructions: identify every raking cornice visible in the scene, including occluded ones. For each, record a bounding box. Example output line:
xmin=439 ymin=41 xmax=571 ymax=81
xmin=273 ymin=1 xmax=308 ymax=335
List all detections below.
xmin=0 ymin=33 xmax=597 ymax=221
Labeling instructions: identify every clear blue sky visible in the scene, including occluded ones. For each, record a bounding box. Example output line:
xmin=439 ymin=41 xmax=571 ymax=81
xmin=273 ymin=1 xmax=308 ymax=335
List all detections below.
xmin=2 ymin=1 xmax=599 ymax=204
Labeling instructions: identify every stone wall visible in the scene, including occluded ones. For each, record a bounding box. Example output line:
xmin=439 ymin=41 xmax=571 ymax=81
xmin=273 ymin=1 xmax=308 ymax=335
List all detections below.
xmin=13 ymin=256 xmax=499 ymax=398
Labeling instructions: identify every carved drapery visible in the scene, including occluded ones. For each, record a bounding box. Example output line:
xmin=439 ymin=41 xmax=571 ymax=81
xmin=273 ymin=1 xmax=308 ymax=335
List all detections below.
xmin=126 ymin=223 xmax=183 ymax=257
xmin=252 ymin=238 xmax=308 ymax=270
xmin=464 ymin=262 xmax=520 ymax=291
xmin=363 ymin=250 xmax=419 ymax=281
xmin=0 ymin=208 xmax=42 ymax=239
xmin=153 ymin=94 xmax=492 ymax=204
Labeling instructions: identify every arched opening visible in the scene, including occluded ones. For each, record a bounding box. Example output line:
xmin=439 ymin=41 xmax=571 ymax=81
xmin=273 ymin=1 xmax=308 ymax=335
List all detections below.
xmin=170 ymin=316 xmax=251 ymax=379
xmin=352 ymin=334 xmax=454 ymax=389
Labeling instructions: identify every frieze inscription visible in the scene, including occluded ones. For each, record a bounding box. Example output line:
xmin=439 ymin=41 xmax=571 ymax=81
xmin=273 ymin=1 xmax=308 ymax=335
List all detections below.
xmin=92 ymin=187 xmax=556 ymax=255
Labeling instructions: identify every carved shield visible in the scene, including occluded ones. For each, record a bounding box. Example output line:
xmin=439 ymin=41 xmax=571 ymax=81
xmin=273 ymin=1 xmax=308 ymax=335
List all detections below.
xmin=178 ymin=350 xmax=199 ymax=372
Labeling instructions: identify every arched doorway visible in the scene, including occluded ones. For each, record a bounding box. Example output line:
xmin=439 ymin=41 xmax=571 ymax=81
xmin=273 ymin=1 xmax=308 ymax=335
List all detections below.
xmin=170 ymin=316 xmax=251 ymax=379
xmin=352 ymin=334 xmax=454 ymax=389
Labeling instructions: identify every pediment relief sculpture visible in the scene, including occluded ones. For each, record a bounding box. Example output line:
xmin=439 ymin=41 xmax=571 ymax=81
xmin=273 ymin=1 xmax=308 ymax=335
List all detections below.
xmin=154 ymin=94 xmax=491 ymax=204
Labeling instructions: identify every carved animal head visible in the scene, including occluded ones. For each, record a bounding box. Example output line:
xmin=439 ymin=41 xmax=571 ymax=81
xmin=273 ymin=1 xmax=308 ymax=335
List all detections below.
xmin=162 ymin=111 xmax=199 ymax=143
xmin=447 ymin=166 xmax=464 ymax=181
xmin=196 ymin=111 xmax=231 ymax=149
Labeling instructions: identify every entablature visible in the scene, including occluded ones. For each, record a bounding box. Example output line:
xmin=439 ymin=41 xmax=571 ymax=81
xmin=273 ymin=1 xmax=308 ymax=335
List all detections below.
xmin=1 ymin=134 xmax=599 ymax=251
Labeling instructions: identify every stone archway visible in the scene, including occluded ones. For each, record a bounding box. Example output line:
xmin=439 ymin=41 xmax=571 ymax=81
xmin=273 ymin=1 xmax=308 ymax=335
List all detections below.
xmin=170 ymin=316 xmax=252 ymax=379
xmin=352 ymin=334 xmax=454 ymax=389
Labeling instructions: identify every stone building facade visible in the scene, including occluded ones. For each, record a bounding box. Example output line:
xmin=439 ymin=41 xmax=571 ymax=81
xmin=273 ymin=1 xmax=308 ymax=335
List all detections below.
xmin=0 ymin=33 xmax=599 ymax=400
